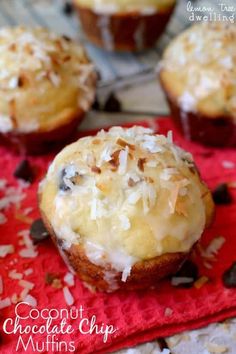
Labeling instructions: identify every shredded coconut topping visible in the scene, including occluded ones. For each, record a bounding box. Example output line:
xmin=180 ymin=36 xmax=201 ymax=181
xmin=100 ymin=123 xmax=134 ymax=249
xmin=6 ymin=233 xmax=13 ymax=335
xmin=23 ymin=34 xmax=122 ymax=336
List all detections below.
xmin=40 ymin=126 xmax=212 ymax=290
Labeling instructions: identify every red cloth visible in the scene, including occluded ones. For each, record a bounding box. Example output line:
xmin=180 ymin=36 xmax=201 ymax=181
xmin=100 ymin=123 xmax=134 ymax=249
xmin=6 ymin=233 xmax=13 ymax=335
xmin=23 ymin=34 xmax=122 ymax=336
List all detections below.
xmin=0 ymin=118 xmax=236 ymax=354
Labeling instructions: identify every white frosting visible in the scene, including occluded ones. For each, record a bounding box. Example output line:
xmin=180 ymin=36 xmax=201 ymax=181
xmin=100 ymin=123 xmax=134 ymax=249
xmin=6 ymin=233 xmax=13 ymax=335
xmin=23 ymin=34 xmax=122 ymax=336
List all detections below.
xmin=0 ymin=114 xmax=13 ymax=133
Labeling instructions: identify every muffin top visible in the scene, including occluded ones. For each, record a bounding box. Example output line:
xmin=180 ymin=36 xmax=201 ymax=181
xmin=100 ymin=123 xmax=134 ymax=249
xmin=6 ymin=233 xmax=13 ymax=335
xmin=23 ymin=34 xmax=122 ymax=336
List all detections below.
xmin=39 ymin=126 xmax=214 ymax=281
xmin=160 ymin=22 xmax=236 ymax=121
xmin=74 ymin=0 xmax=175 ymax=14
xmin=0 ymin=26 xmax=96 ymax=134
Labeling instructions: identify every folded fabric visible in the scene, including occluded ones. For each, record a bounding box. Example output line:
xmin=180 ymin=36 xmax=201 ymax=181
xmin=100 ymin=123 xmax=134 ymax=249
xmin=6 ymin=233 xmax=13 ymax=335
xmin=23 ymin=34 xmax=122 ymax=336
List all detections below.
xmin=0 ymin=118 xmax=235 ymax=354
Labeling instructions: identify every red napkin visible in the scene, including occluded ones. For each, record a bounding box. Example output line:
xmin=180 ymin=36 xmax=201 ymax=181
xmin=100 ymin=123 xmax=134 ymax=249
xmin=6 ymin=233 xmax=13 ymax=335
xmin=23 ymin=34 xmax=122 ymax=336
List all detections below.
xmin=0 ymin=118 xmax=236 ymax=354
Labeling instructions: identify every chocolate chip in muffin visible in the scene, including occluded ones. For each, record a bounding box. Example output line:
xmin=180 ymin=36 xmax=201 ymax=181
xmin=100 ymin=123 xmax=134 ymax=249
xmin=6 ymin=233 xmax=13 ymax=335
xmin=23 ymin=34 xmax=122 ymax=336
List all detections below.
xmin=59 ymin=168 xmax=80 ymax=191
xmin=62 ymin=34 xmax=72 ymax=42
xmin=212 ymin=183 xmax=232 ymax=205
xmin=172 ymin=259 xmax=199 ymax=288
xmin=14 ymin=159 xmax=34 ymax=183
xmin=104 ymin=92 xmax=122 ymax=113
xmin=223 ymin=262 xmax=236 ymax=288
xmin=92 ymin=95 xmax=101 ymax=111
xmin=30 ymin=219 xmax=49 ymax=244
xmin=62 ymin=1 xmax=74 ymax=16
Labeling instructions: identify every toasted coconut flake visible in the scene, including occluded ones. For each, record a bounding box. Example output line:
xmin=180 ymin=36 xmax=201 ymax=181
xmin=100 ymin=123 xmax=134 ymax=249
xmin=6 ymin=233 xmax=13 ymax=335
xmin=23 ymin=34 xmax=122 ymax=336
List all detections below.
xmin=194 ymin=276 xmax=209 ymax=289
xmin=146 ymin=160 xmax=157 ymax=168
xmin=171 ymin=277 xmax=194 ymax=286
xmin=142 ymin=182 xmax=156 ymax=214
xmin=0 ymin=179 xmax=7 ymax=190
xmin=0 ymin=297 xmax=11 ymax=309
xmin=23 ymin=207 xmax=33 ymax=215
xmin=0 ymin=212 xmax=7 ymax=224
xmin=9 ymin=270 xmax=23 ymax=280
xmin=11 ymin=293 xmax=20 ymax=304
xmin=63 ymin=286 xmax=74 ymax=306
xmin=100 ymin=145 xmax=112 ymax=163
xmin=15 ymin=211 xmax=33 ymax=225
xmin=118 ymin=147 xmax=129 ymax=175
xmin=91 ymin=166 xmax=101 ymax=174
xmin=128 ymin=178 xmax=136 ymax=187
xmin=203 ymin=262 xmax=213 ymax=269
xmin=137 ymin=158 xmax=146 ymax=172
xmin=116 ymin=138 xmax=135 ymax=150
xmin=206 ymin=343 xmax=228 ymax=353
xmin=24 ymin=268 xmax=33 ymax=276
xmin=121 ymin=266 xmax=131 ymax=282
xmin=109 ymin=150 xmax=121 ymax=171
xmin=160 ymin=168 xmax=178 ymax=181
xmin=19 ymin=248 xmax=38 ymax=258
xmin=167 ymin=130 xmax=173 ymax=144
xmin=48 ymin=71 xmax=61 ymax=86
xmin=168 ymin=183 xmax=180 ymax=214
xmin=164 ymin=307 xmax=173 ymax=317
xmin=0 ymin=276 xmax=3 ymax=294
xmin=201 ymin=237 xmax=226 ymax=259
xmin=228 ymin=181 xmax=236 ymax=188
xmin=24 ymin=294 xmax=37 ymax=307
xmin=64 ymin=272 xmax=75 ymax=287
xmin=0 ymin=244 xmax=14 ymax=257
xmin=128 ymin=190 xmax=142 ymax=205
xmin=222 ymin=160 xmax=235 ymax=169
xmin=119 ymin=215 xmax=131 ymax=231
xmin=19 ymin=279 xmax=35 ymax=290
xmin=20 ymin=288 xmax=29 ymax=300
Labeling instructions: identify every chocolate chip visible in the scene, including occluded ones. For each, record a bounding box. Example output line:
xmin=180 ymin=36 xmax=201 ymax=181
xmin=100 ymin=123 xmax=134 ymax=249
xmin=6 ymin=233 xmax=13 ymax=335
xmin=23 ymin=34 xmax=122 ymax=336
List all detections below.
xmin=92 ymin=95 xmax=101 ymax=111
xmin=173 ymin=260 xmax=199 ymax=288
xmin=223 ymin=262 xmax=236 ymax=288
xmin=95 ymin=69 xmax=101 ymax=81
xmin=104 ymin=92 xmax=122 ymax=113
xmin=59 ymin=169 xmax=70 ymax=191
xmin=212 ymin=183 xmax=232 ymax=205
xmin=62 ymin=2 xmax=74 ymax=15
xmin=59 ymin=168 xmax=80 ymax=191
xmin=62 ymin=34 xmax=72 ymax=42
xmin=30 ymin=219 xmax=49 ymax=244
xmin=14 ymin=159 xmax=34 ymax=183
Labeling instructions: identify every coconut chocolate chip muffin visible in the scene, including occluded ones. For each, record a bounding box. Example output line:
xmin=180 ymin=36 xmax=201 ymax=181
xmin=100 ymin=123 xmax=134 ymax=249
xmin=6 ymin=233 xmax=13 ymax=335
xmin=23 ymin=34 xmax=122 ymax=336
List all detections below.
xmin=73 ymin=0 xmax=176 ymax=51
xmin=0 ymin=26 xmax=96 ymax=154
xmin=39 ymin=126 xmax=214 ymax=292
xmin=159 ymin=22 xmax=236 ymax=147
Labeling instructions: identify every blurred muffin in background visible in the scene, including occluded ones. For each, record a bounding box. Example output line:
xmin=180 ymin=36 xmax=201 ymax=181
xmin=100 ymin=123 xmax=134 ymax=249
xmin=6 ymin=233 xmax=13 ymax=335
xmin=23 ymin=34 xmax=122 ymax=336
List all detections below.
xmin=159 ymin=22 xmax=236 ymax=147
xmin=0 ymin=26 xmax=96 ymax=154
xmin=73 ymin=0 xmax=176 ymax=51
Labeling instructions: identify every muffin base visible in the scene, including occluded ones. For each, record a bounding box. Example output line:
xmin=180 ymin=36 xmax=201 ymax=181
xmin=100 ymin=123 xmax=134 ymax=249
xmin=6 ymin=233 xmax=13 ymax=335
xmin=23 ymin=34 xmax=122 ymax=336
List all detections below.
xmin=0 ymin=111 xmax=85 ymax=155
xmin=75 ymin=5 xmax=175 ymax=51
xmin=40 ymin=207 xmax=190 ymax=292
xmin=160 ymin=79 xmax=236 ymax=147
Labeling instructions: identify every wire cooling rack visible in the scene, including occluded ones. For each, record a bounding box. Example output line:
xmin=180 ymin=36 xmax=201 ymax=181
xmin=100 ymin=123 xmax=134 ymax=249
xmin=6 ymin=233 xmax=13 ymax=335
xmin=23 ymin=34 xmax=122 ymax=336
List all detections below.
xmin=0 ymin=0 xmax=235 ymax=88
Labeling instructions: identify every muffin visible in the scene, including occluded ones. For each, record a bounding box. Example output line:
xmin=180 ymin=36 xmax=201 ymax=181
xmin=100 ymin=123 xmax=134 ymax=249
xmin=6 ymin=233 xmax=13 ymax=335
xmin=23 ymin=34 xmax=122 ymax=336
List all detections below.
xmin=0 ymin=26 xmax=96 ymax=154
xmin=159 ymin=22 xmax=236 ymax=147
xmin=73 ymin=0 xmax=176 ymax=51
xmin=39 ymin=126 xmax=214 ymax=292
